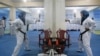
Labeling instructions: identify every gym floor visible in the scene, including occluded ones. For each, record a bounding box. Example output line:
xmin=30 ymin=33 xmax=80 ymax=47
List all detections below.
xmin=0 ymin=31 xmax=100 ymax=56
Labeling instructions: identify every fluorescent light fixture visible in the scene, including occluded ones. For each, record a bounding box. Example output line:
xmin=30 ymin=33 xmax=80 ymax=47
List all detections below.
xmin=65 ymin=7 xmax=84 ymax=10
xmin=23 ymin=0 xmax=27 ymax=2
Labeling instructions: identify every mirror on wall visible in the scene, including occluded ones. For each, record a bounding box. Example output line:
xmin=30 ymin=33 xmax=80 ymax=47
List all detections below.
xmin=65 ymin=6 xmax=100 ymax=34
xmin=16 ymin=7 xmax=44 ymax=31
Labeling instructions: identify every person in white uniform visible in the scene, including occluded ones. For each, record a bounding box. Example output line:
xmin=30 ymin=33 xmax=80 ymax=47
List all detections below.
xmin=66 ymin=10 xmax=95 ymax=56
xmin=0 ymin=19 xmax=4 ymax=36
xmin=2 ymin=16 xmax=6 ymax=31
xmin=0 ymin=17 xmax=6 ymax=36
xmin=11 ymin=12 xmax=38 ymax=56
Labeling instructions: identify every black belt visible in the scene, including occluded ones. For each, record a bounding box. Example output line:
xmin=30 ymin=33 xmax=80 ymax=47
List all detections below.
xmin=80 ymin=29 xmax=89 ymax=41
xmin=18 ymin=28 xmax=26 ymax=40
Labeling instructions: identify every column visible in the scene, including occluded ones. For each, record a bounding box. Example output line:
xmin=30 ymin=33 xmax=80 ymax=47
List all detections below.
xmin=44 ymin=0 xmax=66 ymax=37
xmin=9 ymin=7 xmax=16 ymax=35
xmin=44 ymin=0 xmax=54 ymax=36
xmin=55 ymin=0 xmax=66 ymax=31
xmin=9 ymin=7 xmax=16 ymax=21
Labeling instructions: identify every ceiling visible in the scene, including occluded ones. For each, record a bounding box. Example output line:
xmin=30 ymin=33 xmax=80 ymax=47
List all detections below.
xmin=10 ymin=0 xmax=84 ymax=2
xmin=0 ymin=4 xmax=7 ymax=7
xmin=65 ymin=0 xmax=82 ymax=1
xmin=10 ymin=0 xmax=44 ymax=2
xmin=0 ymin=0 xmax=100 ymax=7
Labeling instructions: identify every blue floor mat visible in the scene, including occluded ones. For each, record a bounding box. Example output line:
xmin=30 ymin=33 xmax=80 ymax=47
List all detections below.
xmin=0 ymin=31 xmax=100 ymax=56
